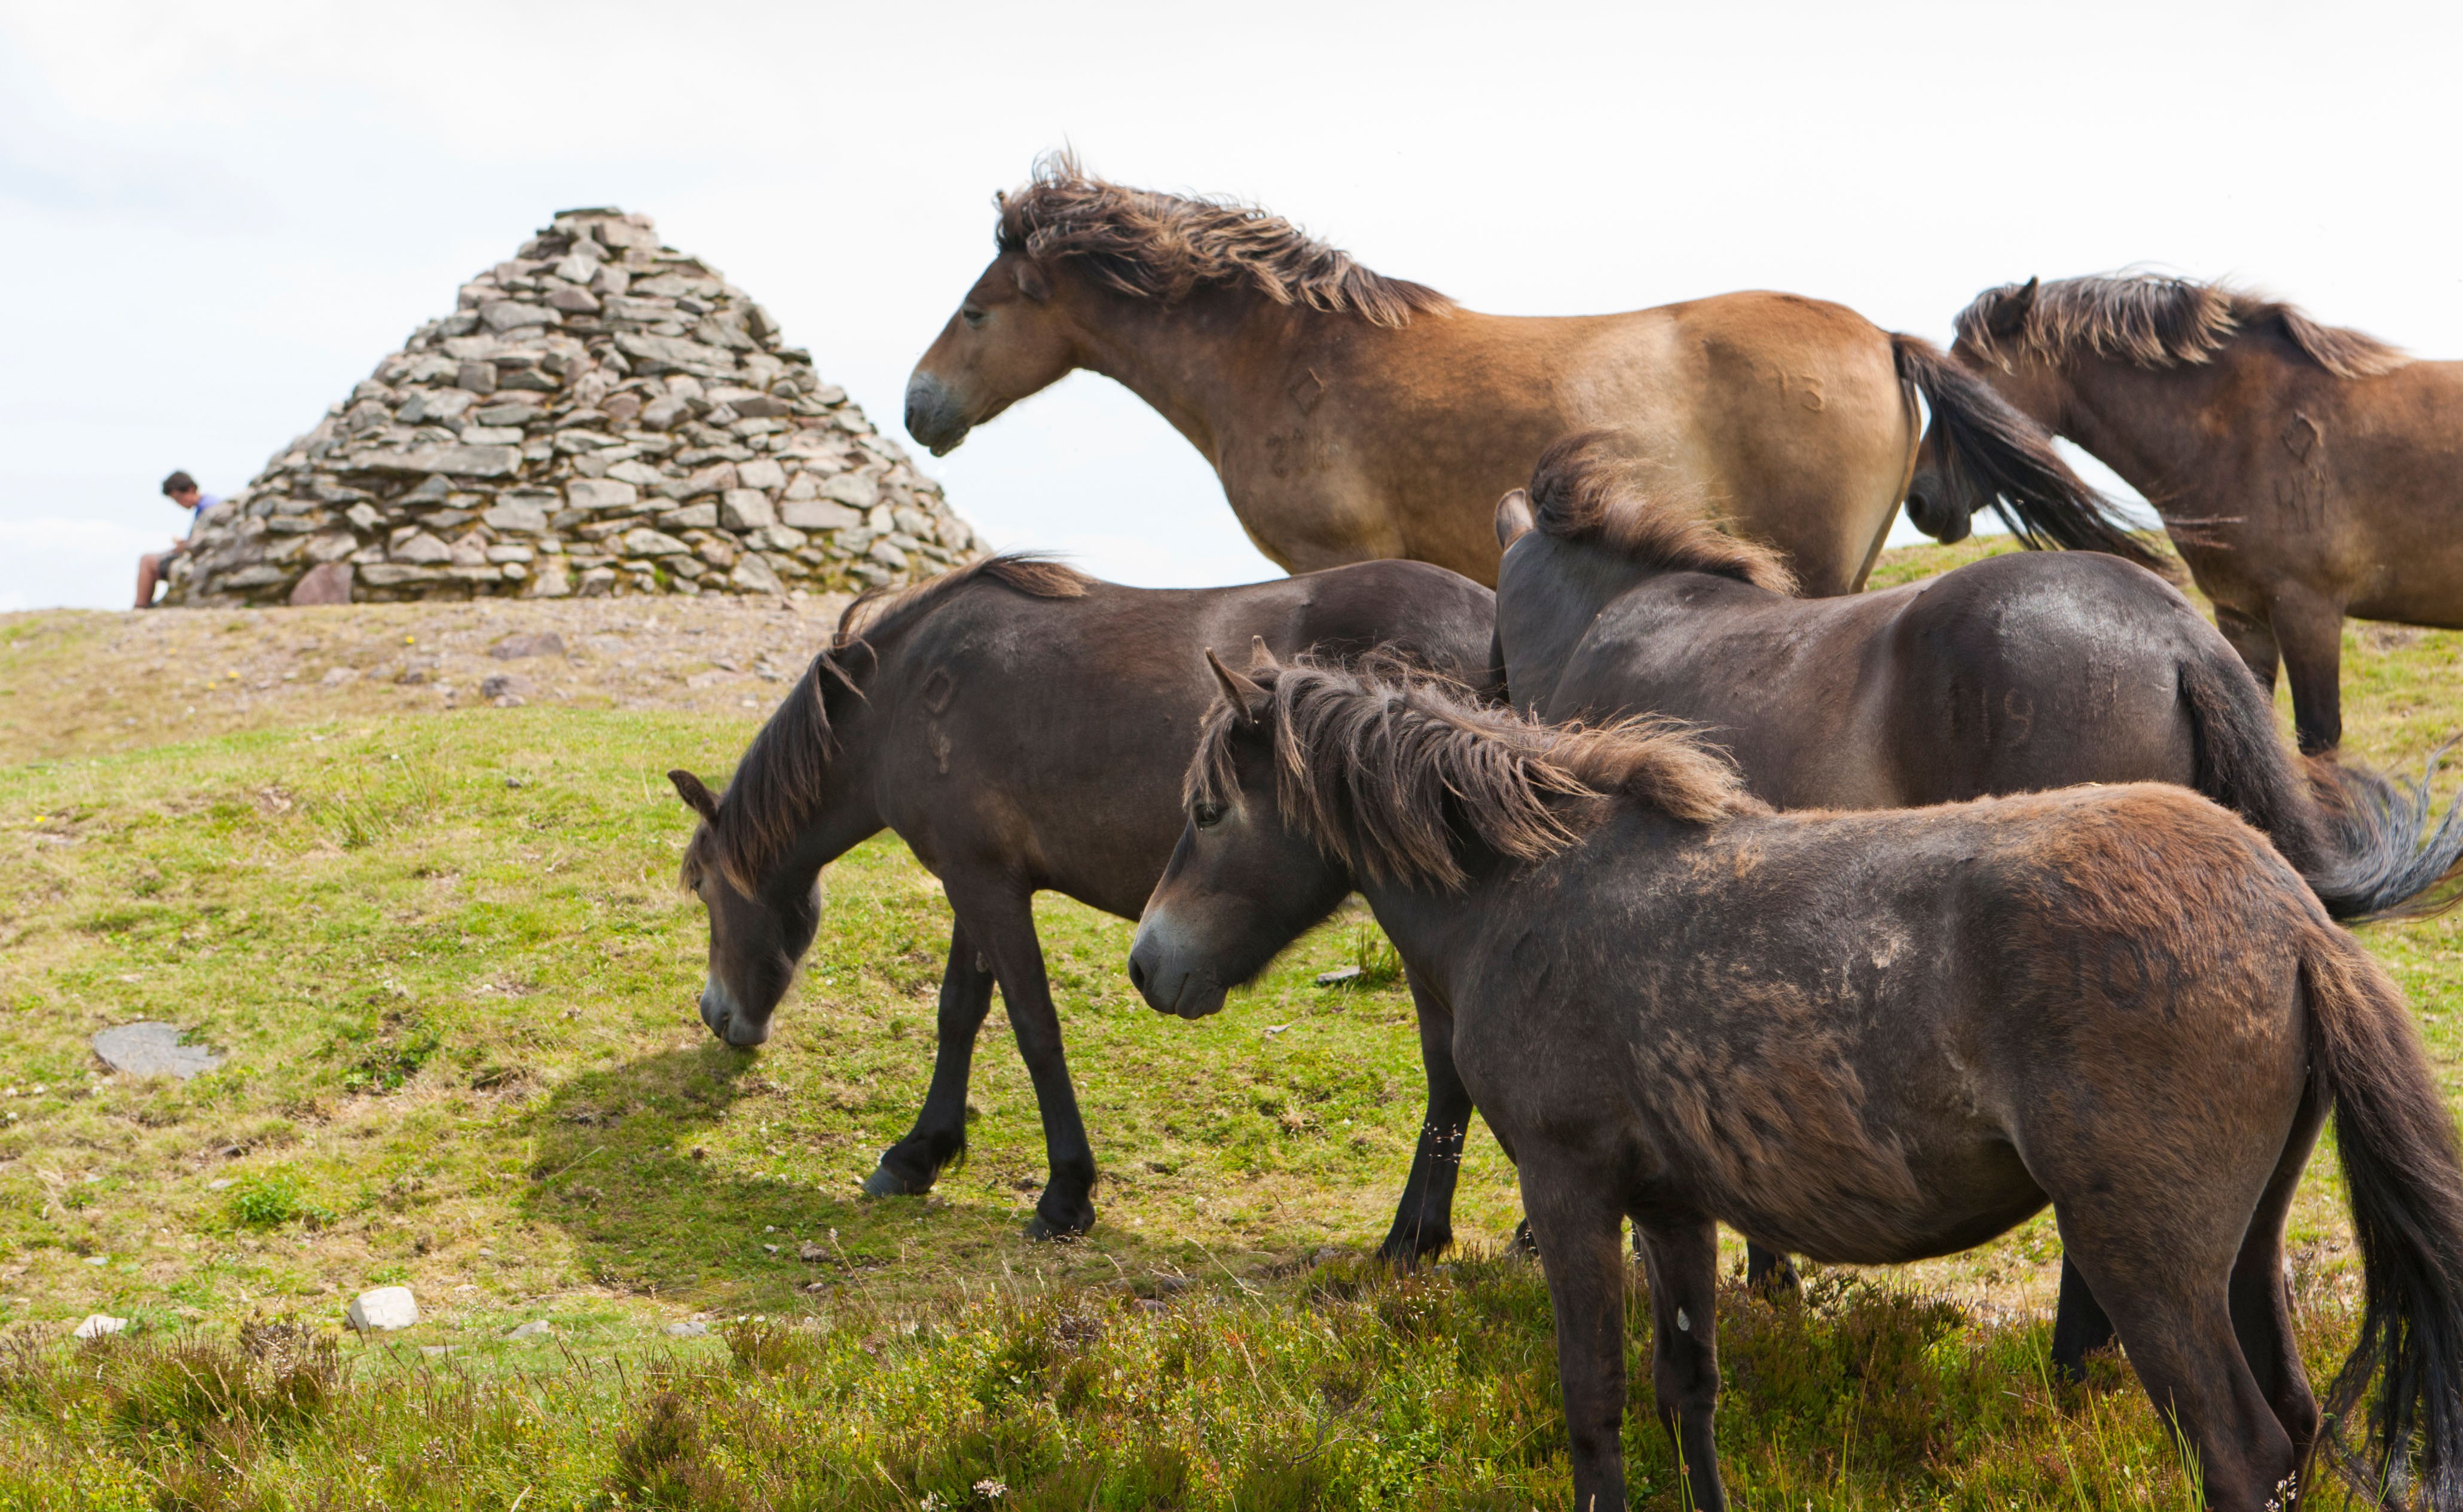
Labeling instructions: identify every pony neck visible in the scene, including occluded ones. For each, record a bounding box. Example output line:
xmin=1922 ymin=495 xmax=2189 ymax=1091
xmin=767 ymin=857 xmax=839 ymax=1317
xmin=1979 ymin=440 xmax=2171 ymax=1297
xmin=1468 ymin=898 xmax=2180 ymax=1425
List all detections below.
xmin=1350 ymin=867 xmax=1489 ymax=1002
xmin=1496 ymin=536 xmax=1661 ymax=716
xmin=2039 ymin=357 xmax=2232 ymax=519
xmin=1056 ymin=277 xmax=1343 ymax=467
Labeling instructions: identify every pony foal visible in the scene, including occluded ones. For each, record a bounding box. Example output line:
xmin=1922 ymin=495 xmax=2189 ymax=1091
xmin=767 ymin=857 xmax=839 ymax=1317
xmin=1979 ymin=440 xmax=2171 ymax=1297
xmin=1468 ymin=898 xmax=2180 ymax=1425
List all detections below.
xmin=1131 ymin=655 xmax=2463 ymax=1512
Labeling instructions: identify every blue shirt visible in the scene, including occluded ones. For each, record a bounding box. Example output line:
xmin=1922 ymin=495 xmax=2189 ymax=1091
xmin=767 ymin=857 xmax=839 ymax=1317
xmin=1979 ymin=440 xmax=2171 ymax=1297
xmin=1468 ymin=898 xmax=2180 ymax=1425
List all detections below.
xmin=182 ymin=494 xmax=221 ymax=539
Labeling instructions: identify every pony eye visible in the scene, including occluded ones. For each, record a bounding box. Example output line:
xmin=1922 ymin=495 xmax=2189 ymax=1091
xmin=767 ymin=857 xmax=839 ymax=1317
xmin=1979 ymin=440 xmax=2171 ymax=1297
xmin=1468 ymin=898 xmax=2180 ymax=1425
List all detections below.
xmin=1193 ymin=801 xmax=1228 ymax=829
xmin=961 ymin=305 xmax=987 ymax=328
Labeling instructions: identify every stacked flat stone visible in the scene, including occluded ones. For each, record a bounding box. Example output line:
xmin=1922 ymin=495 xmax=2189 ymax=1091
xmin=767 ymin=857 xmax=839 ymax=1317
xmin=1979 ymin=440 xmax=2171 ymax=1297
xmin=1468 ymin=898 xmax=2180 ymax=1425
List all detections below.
xmin=169 ymin=207 xmax=983 ymax=605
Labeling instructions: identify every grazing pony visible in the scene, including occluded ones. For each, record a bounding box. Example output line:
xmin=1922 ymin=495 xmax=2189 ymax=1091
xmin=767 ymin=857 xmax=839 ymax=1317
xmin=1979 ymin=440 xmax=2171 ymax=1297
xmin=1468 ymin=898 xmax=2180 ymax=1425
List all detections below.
xmin=1917 ymin=271 xmax=2463 ymax=754
xmin=1490 ymin=431 xmax=2463 ymax=1371
xmin=1130 ymin=655 xmax=2463 ymax=1512
xmin=905 ymin=154 xmax=2159 ymax=596
xmin=667 ymin=554 xmax=1495 ymax=1241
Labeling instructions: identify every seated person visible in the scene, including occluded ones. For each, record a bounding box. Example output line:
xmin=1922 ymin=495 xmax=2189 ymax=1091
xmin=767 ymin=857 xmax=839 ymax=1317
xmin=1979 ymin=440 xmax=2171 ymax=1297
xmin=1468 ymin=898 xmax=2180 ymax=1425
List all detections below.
xmin=136 ymin=471 xmax=219 ymax=608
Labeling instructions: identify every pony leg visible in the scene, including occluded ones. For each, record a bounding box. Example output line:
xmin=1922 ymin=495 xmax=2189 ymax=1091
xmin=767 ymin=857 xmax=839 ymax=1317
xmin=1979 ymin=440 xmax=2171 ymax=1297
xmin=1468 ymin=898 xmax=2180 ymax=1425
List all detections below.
xmin=2062 ymin=1228 xmax=2296 ymax=1509
xmin=2268 ymin=589 xmax=2346 ymax=755
xmin=1637 ymin=1218 xmax=1728 ymax=1512
xmin=2214 ymin=605 xmax=2282 ymax=696
xmin=1744 ymin=1239 xmax=1800 ymax=1296
xmin=2050 ymin=1255 xmax=2117 ymax=1381
xmin=1520 ymin=1162 xmax=1641 ymax=1512
xmin=946 ymin=877 xmax=1099 ymax=1240
xmin=1379 ymin=976 xmax=1476 ymax=1264
xmin=864 ymin=918 xmax=996 ymax=1197
xmin=2230 ymin=1084 xmax=2327 ymax=1467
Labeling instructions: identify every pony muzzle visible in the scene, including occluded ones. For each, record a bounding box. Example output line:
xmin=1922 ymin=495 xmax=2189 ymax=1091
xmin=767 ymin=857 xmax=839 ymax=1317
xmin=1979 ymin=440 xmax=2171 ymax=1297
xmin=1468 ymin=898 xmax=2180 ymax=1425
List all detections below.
xmin=698 ymin=980 xmax=772 ymax=1048
xmin=903 ymin=371 xmax=972 ymax=457
xmin=1126 ymin=925 xmax=1228 ymax=1020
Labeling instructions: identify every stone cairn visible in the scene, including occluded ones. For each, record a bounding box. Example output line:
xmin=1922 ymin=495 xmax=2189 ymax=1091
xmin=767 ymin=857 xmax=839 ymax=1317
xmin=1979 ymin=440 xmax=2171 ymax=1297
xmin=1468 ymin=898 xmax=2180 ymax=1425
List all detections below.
xmin=170 ymin=208 xmax=983 ymax=605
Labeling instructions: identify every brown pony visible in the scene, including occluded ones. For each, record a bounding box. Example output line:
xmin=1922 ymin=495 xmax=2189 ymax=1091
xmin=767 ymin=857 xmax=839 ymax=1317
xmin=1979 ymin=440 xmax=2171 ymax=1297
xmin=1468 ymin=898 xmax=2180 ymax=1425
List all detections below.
xmin=906 ymin=154 xmax=2160 ymax=595
xmin=1130 ymin=654 xmax=2463 ymax=1512
xmin=665 ymin=553 xmax=1497 ymax=1242
xmin=1915 ymin=271 xmax=2462 ymax=754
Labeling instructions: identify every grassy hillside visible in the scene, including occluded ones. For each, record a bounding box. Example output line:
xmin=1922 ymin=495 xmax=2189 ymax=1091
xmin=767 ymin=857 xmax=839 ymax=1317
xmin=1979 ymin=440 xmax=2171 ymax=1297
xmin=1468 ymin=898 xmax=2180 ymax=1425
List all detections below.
xmin=2 ymin=538 xmax=2460 ymax=1507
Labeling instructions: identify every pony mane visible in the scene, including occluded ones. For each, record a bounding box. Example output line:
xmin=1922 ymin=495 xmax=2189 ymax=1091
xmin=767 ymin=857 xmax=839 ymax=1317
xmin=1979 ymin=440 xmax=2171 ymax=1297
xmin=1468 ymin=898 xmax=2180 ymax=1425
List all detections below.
xmin=995 ymin=151 xmax=1454 ymax=329
xmin=685 ymin=554 xmax=1092 ymax=894
xmin=1525 ymin=431 xmax=1799 ymax=594
xmin=1955 ymin=273 xmax=2407 ymax=380
xmin=1187 ymin=656 xmax=1765 ymax=892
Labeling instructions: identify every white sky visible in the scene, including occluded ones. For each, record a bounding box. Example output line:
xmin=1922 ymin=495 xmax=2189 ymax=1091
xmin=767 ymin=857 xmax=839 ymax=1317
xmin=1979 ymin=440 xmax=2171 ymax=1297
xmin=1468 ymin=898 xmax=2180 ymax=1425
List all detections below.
xmin=3 ymin=0 xmax=2458 ymax=611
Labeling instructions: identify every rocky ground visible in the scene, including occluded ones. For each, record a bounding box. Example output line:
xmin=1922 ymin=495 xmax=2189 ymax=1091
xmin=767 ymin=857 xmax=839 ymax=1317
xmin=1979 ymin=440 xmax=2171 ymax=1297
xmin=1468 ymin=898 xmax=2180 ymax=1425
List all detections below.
xmin=0 ymin=595 xmax=852 ymax=766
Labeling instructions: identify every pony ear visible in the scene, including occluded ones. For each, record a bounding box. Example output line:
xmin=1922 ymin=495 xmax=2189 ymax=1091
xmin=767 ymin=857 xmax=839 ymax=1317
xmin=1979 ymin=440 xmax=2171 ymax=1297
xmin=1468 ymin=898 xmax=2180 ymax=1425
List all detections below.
xmin=1987 ymin=277 xmax=2039 ymax=339
xmin=1205 ymin=648 xmax=1264 ymax=724
xmin=668 ymin=769 xmax=720 ymax=823
xmin=1246 ymin=634 xmax=1275 ymax=672
xmin=1013 ymin=258 xmax=1052 ymax=302
xmin=1495 ymin=487 xmax=1536 ymax=550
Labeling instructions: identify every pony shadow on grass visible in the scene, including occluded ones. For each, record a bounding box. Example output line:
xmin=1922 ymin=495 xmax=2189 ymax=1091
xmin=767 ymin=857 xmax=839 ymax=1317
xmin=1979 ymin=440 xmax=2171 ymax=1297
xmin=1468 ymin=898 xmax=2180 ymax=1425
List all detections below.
xmin=516 ymin=1045 xmax=1232 ymax=1308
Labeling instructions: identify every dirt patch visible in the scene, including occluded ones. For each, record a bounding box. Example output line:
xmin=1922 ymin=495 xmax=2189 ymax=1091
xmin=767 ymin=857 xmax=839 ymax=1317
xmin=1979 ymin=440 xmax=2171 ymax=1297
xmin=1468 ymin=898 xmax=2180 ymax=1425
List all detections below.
xmin=0 ymin=593 xmax=854 ymax=764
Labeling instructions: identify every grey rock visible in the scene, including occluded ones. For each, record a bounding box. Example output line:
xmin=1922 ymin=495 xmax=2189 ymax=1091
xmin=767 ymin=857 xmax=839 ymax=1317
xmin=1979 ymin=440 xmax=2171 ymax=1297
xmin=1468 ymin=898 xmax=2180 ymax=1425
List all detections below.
xmin=718 ymin=490 xmax=775 ymax=531
xmin=552 ymin=251 xmax=601 ymax=286
xmin=781 ymin=500 xmax=861 ymax=532
xmin=730 ymin=552 xmax=783 ymax=594
xmin=621 ymin=528 xmax=691 ymax=557
xmin=73 ymin=1315 xmax=129 ymax=1340
xmin=736 ymin=458 xmax=787 ymax=492
xmin=457 ymin=360 xmax=499 ymax=394
xmin=673 ymin=462 xmax=737 ymax=500
xmin=458 ymin=426 xmax=524 ymax=446
xmin=868 ymin=538 xmax=911 ymax=571
xmin=397 ymin=388 xmax=476 ymax=426
xmin=473 ymin=403 xmax=537 ymax=426
xmin=480 ymin=301 xmax=558 ymax=332
xmin=780 ymin=471 xmax=821 ymax=503
xmin=91 ymin=1022 xmax=222 ymax=1079
xmin=658 ymin=503 xmax=718 ymax=531
xmin=220 ymin=565 xmax=289 ymax=589
xmin=546 ymin=284 xmax=601 ymax=314
xmin=357 ymin=444 xmax=521 ymax=478
xmin=289 ymin=562 xmax=355 ymax=605
xmin=638 ymin=394 xmax=690 ymax=430
xmin=490 ymin=632 xmax=567 ymax=660
xmin=357 ymin=564 xmax=442 ymax=587
xmin=391 ymin=532 xmax=453 ymax=565
xmin=525 ymin=562 xmax=573 ymax=599
xmin=566 ymin=479 xmax=638 ymax=512
xmin=758 ymin=524 xmax=809 ymax=553
xmin=615 ymin=331 xmax=729 ymax=370
xmin=347 ymin=1286 xmax=419 ymax=1332
xmin=605 ymin=460 xmax=665 ymax=488
xmin=664 ymin=1320 xmax=708 ymax=1338
xmin=823 ymin=472 xmax=880 ymax=510
xmin=483 ymin=499 xmax=548 ymax=534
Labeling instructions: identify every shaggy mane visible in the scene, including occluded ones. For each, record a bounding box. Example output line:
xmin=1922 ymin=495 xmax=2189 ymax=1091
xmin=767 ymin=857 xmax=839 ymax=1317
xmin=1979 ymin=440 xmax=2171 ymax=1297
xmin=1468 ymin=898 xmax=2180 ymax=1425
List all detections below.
xmin=996 ymin=151 xmax=1454 ymax=329
xmin=1188 ymin=656 xmax=1765 ymax=892
xmin=683 ymin=554 xmax=1090 ymax=894
xmin=1956 ymin=273 xmax=2407 ymax=379
xmin=1526 ymin=431 xmax=1798 ymax=594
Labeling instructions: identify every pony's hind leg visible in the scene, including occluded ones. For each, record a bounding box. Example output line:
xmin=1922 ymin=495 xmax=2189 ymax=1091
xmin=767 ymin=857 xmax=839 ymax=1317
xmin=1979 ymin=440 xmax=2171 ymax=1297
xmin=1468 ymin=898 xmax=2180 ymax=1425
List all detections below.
xmin=1379 ymin=977 xmax=1477 ymax=1265
xmin=1743 ymin=1239 xmax=1800 ymax=1296
xmin=2230 ymin=1083 xmax=2328 ymax=1467
xmin=945 ymin=876 xmax=1099 ymax=1240
xmin=864 ymin=917 xmax=996 ymax=1197
xmin=2062 ymin=1224 xmax=2297 ymax=1509
xmin=2050 ymin=1255 xmax=2118 ymax=1382
xmin=2267 ymin=589 xmax=2347 ymax=755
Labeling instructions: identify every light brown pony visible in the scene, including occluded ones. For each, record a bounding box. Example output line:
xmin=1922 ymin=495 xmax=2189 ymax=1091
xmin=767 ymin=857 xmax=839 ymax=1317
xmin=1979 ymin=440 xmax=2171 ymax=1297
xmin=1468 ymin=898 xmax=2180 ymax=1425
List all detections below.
xmin=1917 ymin=271 xmax=2462 ymax=754
xmin=906 ymin=155 xmax=2162 ymax=595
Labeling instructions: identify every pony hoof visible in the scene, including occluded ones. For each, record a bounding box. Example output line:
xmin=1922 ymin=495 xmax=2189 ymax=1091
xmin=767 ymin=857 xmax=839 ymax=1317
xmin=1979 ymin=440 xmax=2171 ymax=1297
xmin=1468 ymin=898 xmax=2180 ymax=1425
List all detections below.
xmin=861 ymin=1164 xmax=930 ymax=1198
xmin=1024 ymin=1211 xmax=1093 ymax=1243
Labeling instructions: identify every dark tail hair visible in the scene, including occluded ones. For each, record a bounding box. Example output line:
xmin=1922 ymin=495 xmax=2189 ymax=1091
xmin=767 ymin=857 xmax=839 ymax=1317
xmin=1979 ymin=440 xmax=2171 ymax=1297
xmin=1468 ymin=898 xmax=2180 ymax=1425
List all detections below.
xmin=1890 ymin=333 xmax=2177 ymax=580
xmin=2301 ymin=928 xmax=2463 ymax=1507
xmin=2178 ymin=653 xmax=2463 ymax=921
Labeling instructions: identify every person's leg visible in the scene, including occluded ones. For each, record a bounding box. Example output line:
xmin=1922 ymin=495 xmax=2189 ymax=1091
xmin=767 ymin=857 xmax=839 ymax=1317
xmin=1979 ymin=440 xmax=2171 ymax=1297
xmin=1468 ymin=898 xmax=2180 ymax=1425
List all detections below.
xmin=136 ymin=553 xmax=165 ymax=608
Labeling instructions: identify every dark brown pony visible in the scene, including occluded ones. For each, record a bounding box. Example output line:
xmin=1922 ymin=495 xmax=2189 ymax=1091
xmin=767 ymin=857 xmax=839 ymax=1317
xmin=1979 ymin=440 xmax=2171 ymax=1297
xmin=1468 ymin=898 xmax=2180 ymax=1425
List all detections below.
xmin=1489 ymin=432 xmax=2463 ymax=1373
xmin=905 ymin=154 xmax=2158 ymax=596
xmin=1130 ymin=655 xmax=2463 ymax=1512
xmin=665 ymin=553 xmax=1495 ymax=1241
xmin=1914 ymin=271 xmax=2462 ymax=754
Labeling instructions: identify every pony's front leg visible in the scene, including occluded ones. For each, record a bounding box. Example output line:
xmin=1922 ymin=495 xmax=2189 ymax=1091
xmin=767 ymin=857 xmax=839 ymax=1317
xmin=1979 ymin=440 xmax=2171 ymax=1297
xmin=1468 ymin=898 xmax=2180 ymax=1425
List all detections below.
xmin=949 ymin=877 xmax=1098 ymax=1240
xmin=864 ymin=917 xmax=996 ymax=1197
xmin=1521 ymin=1159 xmax=1635 ymax=1512
xmin=1638 ymin=1217 xmax=1727 ymax=1512
xmin=1379 ymin=975 xmax=1477 ymax=1265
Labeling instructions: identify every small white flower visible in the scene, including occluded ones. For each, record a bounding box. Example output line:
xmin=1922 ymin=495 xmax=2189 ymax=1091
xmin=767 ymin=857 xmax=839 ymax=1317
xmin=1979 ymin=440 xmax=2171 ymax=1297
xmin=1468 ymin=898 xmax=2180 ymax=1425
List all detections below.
xmin=973 ymin=1481 xmax=1007 ymax=1501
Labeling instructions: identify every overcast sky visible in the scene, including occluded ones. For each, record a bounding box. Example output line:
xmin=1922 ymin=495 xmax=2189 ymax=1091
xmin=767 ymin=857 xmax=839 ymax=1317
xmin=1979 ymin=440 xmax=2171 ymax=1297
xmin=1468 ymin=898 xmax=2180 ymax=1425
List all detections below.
xmin=4 ymin=1 xmax=2458 ymax=611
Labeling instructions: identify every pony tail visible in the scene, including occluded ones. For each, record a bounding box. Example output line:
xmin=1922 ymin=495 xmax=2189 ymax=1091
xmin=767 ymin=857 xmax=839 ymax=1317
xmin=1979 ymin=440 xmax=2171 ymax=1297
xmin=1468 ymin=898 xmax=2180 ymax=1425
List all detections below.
xmin=1890 ymin=333 xmax=2178 ymax=581
xmin=2302 ymin=929 xmax=2463 ymax=1507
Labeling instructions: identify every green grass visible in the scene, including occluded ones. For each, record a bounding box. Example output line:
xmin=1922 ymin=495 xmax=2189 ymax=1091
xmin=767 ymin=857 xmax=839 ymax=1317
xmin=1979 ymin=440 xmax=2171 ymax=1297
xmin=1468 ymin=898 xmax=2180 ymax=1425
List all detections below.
xmin=1 ymin=537 xmax=2459 ymax=1507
